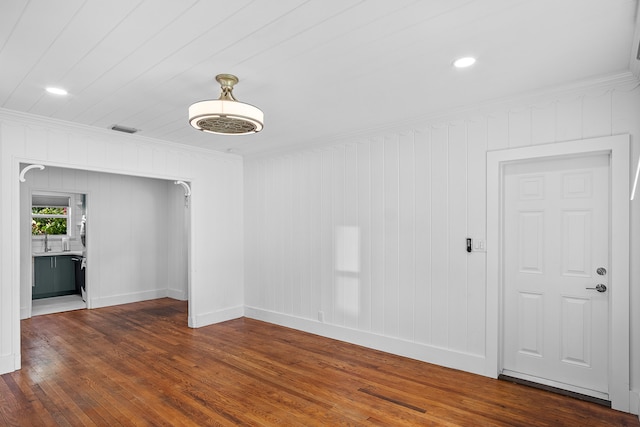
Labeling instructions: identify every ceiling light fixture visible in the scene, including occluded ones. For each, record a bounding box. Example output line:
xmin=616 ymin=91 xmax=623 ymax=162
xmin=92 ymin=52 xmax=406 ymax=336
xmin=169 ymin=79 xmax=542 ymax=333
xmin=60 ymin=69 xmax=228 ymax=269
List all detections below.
xmin=453 ymin=57 xmax=476 ymax=68
xmin=188 ymin=74 xmax=263 ymax=135
xmin=45 ymin=87 xmax=68 ymax=96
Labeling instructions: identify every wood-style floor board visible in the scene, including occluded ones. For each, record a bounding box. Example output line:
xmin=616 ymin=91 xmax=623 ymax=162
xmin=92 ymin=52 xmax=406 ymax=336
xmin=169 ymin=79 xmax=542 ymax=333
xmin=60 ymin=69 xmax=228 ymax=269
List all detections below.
xmin=1 ymin=298 xmax=638 ymax=426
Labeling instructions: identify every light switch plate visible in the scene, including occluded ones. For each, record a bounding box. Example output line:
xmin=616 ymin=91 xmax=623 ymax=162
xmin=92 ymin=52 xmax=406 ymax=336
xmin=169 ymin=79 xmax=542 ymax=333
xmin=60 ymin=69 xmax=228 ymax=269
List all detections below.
xmin=473 ymin=239 xmax=486 ymax=252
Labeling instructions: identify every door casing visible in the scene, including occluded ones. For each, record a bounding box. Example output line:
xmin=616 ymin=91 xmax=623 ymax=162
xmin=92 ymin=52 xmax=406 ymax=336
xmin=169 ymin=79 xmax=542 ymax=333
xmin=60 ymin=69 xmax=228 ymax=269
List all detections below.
xmin=486 ymin=135 xmax=630 ymax=412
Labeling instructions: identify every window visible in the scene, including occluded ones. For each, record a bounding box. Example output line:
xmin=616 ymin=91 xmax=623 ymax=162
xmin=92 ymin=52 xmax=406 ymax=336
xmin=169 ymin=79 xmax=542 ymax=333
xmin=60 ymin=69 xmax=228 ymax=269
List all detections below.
xmin=31 ymin=194 xmax=70 ymax=236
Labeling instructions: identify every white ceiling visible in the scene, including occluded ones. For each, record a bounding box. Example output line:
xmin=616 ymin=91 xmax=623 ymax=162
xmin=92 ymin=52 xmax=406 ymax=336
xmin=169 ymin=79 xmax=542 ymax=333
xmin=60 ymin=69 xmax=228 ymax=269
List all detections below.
xmin=1 ymin=0 xmax=638 ymax=156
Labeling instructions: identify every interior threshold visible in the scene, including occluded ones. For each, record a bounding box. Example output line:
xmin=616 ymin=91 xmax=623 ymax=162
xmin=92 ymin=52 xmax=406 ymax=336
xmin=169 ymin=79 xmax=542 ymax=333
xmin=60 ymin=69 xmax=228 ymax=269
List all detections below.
xmin=32 ymin=294 xmax=86 ymax=316
xmin=498 ymin=374 xmax=611 ymax=408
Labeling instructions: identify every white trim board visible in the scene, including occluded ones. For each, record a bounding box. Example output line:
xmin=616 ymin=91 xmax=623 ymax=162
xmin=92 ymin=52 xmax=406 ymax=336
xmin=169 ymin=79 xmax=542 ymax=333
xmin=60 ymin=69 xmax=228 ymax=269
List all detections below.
xmin=631 ymin=390 xmax=640 ymax=418
xmin=90 ymin=289 xmax=170 ymax=309
xmin=486 ymin=134 xmax=631 ymax=412
xmin=245 ymin=306 xmax=487 ymax=377
xmin=189 ymin=305 xmax=244 ymax=328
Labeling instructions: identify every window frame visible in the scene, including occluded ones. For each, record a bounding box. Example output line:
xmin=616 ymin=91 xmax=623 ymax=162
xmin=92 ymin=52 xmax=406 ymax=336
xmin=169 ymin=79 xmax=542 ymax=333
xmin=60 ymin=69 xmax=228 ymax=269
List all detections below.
xmin=31 ymin=192 xmax=72 ymax=237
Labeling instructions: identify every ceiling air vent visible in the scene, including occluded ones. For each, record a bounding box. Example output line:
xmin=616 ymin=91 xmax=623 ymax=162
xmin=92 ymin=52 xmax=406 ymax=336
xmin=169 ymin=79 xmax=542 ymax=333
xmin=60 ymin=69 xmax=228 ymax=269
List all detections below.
xmin=111 ymin=124 xmax=139 ymax=134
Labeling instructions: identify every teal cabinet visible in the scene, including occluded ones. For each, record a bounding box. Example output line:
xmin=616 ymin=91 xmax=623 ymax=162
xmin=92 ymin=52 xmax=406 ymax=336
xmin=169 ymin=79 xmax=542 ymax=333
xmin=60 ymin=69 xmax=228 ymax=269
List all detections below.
xmin=33 ymin=256 xmax=76 ymax=299
xmin=33 ymin=257 xmax=54 ymax=297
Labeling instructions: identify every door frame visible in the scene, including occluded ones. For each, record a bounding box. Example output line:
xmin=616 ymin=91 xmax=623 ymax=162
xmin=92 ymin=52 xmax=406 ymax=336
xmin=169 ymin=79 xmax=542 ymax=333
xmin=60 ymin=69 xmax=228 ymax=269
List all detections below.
xmin=486 ymin=135 xmax=630 ymax=412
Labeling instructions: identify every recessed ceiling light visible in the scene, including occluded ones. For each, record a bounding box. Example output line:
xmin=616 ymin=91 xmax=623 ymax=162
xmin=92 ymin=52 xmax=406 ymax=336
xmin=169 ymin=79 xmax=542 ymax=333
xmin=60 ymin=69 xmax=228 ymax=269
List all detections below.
xmin=45 ymin=87 xmax=68 ymax=96
xmin=453 ymin=57 xmax=476 ymax=68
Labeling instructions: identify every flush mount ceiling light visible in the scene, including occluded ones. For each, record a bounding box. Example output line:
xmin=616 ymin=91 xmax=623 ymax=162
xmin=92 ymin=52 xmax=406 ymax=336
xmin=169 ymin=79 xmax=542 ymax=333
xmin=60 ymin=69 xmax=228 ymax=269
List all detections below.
xmin=188 ymin=74 xmax=263 ymax=135
xmin=453 ymin=57 xmax=476 ymax=68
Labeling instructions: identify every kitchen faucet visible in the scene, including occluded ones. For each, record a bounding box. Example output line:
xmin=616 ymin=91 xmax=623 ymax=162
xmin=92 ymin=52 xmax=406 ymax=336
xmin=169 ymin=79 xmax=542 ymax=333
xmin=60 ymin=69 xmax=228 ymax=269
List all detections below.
xmin=44 ymin=233 xmax=50 ymax=252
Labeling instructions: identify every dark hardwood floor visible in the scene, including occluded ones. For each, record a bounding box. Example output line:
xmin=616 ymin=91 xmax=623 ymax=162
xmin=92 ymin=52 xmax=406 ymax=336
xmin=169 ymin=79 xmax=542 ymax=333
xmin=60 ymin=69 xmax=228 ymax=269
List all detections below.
xmin=1 ymin=298 xmax=638 ymax=426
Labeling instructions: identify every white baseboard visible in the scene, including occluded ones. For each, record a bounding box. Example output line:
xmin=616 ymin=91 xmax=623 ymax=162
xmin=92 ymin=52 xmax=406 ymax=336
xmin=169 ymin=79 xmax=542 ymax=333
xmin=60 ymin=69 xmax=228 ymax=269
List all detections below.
xmin=0 ymin=353 xmax=18 ymax=375
xmin=244 ymin=306 xmax=487 ymax=377
xmin=630 ymin=390 xmax=639 ymax=416
xmin=90 ymin=289 xmax=168 ymax=309
xmin=167 ymin=288 xmax=187 ymax=301
xmin=189 ymin=305 xmax=244 ymax=328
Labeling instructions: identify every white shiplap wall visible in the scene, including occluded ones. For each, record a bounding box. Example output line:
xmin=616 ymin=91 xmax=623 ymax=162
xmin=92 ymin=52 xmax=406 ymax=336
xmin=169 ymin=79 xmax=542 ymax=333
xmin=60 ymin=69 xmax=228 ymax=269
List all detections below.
xmin=244 ymin=76 xmax=640 ymax=381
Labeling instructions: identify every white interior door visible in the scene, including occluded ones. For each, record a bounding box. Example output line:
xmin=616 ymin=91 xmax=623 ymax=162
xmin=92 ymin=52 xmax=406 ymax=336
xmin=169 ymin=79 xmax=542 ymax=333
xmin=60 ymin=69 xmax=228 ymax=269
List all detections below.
xmin=502 ymin=153 xmax=610 ymax=400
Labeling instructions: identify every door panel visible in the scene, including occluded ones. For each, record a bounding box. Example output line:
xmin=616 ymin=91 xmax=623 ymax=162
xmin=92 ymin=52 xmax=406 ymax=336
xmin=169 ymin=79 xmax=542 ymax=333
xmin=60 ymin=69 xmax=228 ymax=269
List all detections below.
xmin=518 ymin=211 xmax=544 ymax=273
xmin=561 ymin=296 xmax=591 ymax=366
xmin=517 ymin=292 xmax=543 ymax=357
xmin=502 ymin=153 xmax=609 ymax=397
xmin=562 ymin=210 xmax=591 ymax=276
xmin=33 ymin=256 xmax=54 ymax=299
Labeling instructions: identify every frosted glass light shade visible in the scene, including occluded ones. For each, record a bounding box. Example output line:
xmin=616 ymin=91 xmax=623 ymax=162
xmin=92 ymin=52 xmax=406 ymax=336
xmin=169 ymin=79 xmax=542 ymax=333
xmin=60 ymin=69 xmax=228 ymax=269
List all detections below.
xmin=189 ymin=99 xmax=264 ymax=135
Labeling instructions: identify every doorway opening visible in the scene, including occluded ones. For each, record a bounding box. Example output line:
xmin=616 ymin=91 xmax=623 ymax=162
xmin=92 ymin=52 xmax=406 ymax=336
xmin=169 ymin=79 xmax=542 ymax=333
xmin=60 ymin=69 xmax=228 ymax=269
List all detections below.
xmin=30 ymin=190 xmax=87 ymax=316
xmin=19 ymin=164 xmax=190 ymax=320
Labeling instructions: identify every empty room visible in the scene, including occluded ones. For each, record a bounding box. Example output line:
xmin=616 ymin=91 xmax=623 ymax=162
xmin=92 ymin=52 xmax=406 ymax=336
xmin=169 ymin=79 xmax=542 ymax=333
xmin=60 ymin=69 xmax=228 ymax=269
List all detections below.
xmin=1 ymin=0 xmax=640 ymax=425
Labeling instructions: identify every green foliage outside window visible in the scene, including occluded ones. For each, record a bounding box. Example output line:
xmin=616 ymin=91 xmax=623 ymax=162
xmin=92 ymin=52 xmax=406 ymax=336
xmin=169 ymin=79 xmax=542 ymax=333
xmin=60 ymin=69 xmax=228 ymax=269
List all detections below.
xmin=32 ymin=207 xmax=67 ymax=235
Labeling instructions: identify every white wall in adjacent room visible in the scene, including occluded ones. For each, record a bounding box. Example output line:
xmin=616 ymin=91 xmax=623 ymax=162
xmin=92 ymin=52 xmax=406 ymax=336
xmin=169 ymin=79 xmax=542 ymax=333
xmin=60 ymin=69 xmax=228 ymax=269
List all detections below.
xmin=19 ymin=166 xmax=185 ymax=317
xmin=167 ymin=180 xmax=190 ymax=301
